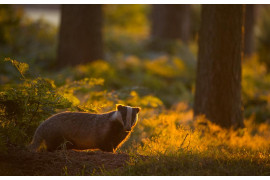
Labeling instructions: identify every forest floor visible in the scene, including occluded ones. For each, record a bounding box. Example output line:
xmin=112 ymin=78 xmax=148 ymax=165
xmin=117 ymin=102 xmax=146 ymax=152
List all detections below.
xmin=0 ymin=147 xmax=138 ymax=175
xmin=1 ymin=144 xmax=270 ymax=176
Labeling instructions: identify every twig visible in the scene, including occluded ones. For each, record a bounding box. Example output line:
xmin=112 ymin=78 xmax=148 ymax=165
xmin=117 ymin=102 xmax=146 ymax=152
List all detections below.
xmin=180 ymin=133 xmax=189 ymax=148
xmin=186 ymin=134 xmax=191 ymax=150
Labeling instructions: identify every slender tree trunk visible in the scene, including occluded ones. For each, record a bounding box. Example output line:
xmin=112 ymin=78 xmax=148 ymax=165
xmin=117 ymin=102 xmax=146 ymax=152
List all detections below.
xmin=244 ymin=4 xmax=257 ymax=57
xmin=57 ymin=5 xmax=103 ymax=67
xmin=194 ymin=5 xmax=245 ymax=128
xmin=151 ymin=4 xmax=191 ymax=43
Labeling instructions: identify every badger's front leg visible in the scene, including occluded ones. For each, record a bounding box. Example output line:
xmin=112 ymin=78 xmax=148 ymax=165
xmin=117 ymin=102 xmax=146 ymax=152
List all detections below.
xmin=99 ymin=143 xmax=115 ymax=153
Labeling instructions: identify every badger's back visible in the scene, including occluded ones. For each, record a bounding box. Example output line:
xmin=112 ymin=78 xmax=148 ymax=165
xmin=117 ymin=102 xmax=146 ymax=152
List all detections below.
xmin=30 ymin=111 xmax=119 ymax=152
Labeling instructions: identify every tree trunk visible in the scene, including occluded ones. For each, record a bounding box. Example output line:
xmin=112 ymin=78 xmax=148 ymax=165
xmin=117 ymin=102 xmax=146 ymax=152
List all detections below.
xmin=57 ymin=5 xmax=103 ymax=67
xmin=151 ymin=4 xmax=191 ymax=43
xmin=244 ymin=4 xmax=257 ymax=57
xmin=194 ymin=5 xmax=245 ymax=128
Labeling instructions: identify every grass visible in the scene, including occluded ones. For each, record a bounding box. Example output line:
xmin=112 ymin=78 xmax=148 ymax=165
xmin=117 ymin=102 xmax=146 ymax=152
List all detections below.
xmin=99 ymin=108 xmax=270 ymax=175
xmin=110 ymin=152 xmax=270 ymax=175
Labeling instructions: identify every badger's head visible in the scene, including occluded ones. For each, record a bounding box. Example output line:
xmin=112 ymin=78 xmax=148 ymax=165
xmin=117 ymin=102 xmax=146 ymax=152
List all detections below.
xmin=116 ymin=104 xmax=140 ymax=132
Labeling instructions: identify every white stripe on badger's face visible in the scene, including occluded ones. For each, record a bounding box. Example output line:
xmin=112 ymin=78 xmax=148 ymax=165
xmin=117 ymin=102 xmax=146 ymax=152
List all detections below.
xmin=125 ymin=106 xmax=132 ymax=131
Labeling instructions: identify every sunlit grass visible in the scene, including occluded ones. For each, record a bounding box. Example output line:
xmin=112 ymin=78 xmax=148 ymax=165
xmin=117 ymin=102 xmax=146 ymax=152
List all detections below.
xmin=130 ymin=105 xmax=270 ymax=156
xmin=108 ymin=103 xmax=270 ymax=175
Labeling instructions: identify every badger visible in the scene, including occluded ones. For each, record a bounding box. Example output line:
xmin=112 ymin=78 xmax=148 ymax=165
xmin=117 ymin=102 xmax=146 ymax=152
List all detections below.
xmin=29 ymin=104 xmax=140 ymax=152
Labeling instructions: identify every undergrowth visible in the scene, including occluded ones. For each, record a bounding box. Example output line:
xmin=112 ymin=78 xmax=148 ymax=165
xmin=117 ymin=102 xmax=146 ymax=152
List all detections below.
xmin=102 ymin=106 xmax=270 ymax=175
xmin=1 ymin=4 xmax=270 ymax=175
xmin=1 ymin=56 xmax=270 ymax=175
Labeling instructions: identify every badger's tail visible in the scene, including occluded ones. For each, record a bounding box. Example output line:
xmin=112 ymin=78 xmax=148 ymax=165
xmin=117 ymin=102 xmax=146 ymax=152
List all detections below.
xmin=28 ymin=131 xmax=43 ymax=152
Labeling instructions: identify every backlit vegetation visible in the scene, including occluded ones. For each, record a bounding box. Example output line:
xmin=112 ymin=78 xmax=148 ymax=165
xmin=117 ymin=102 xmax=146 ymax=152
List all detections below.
xmin=1 ymin=5 xmax=270 ymax=175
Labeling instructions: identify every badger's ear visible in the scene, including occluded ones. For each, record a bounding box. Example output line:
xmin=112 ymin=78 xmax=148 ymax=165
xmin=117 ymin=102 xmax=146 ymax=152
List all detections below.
xmin=116 ymin=104 xmax=124 ymax=111
xmin=134 ymin=107 xmax=141 ymax=113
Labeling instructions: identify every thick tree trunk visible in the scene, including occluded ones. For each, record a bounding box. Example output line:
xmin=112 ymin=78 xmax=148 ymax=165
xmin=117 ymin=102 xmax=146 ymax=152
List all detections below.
xmin=194 ymin=5 xmax=245 ymax=128
xmin=244 ymin=4 xmax=257 ymax=57
xmin=151 ymin=4 xmax=191 ymax=43
xmin=57 ymin=5 xmax=103 ymax=67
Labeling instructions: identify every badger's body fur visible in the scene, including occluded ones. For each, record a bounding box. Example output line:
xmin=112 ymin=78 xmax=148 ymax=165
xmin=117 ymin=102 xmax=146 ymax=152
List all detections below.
xmin=29 ymin=105 xmax=140 ymax=152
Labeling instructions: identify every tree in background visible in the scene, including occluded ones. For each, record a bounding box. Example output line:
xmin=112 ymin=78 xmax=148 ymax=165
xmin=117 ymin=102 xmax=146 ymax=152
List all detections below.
xmin=151 ymin=4 xmax=191 ymax=43
xmin=57 ymin=5 xmax=103 ymax=67
xmin=244 ymin=4 xmax=257 ymax=58
xmin=194 ymin=5 xmax=245 ymax=128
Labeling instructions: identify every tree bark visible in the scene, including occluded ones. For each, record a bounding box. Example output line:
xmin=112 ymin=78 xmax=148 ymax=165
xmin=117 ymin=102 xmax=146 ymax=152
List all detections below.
xmin=57 ymin=5 xmax=103 ymax=67
xmin=151 ymin=4 xmax=191 ymax=43
xmin=194 ymin=5 xmax=245 ymax=128
xmin=244 ymin=4 xmax=257 ymax=57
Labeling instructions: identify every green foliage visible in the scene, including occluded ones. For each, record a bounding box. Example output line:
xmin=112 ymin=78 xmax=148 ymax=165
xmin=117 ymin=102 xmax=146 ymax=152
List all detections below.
xmin=0 ymin=5 xmax=57 ymax=69
xmin=242 ymin=56 xmax=270 ymax=123
xmin=104 ymin=5 xmax=150 ymax=56
xmin=0 ymin=59 xmax=72 ymax=152
xmin=58 ymin=56 xmax=194 ymax=107
xmin=0 ymin=5 xmax=22 ymax=46
xmin=4 ymin=57 xmax=29 ymax=79
xmin=104 ymin=4 xmax=149 ymax=32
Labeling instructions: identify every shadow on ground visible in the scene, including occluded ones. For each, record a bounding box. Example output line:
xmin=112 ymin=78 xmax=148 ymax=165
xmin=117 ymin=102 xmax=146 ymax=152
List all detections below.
xmin=0 ymin=148 xmax=131 ymax=175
